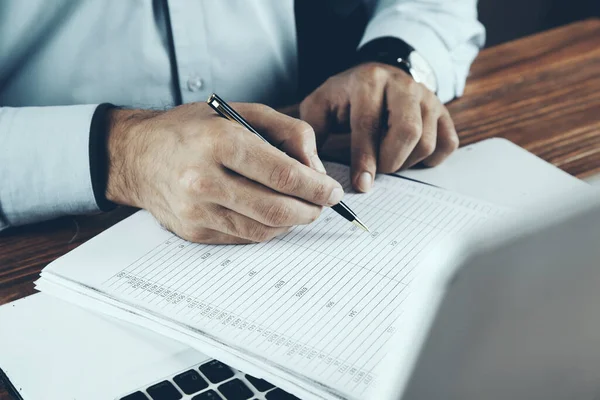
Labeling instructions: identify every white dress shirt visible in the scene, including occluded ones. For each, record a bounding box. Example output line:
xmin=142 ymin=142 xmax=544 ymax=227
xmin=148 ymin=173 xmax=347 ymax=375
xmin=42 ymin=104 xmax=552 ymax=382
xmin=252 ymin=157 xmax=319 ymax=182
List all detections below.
xmin=0 ymin=0 xmax=484 ymax=230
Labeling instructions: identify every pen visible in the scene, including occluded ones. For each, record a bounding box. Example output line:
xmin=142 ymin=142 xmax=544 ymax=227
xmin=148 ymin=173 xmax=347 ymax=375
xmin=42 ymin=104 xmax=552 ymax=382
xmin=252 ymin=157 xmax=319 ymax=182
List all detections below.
xmin=207 ymin=93 xmax=370 ymax=233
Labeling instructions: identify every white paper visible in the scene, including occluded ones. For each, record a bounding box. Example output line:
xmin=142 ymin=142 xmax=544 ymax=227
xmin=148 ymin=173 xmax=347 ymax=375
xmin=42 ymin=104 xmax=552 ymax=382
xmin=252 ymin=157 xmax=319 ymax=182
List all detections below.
xmin=38 ymin=162 xmax=508 ymax=399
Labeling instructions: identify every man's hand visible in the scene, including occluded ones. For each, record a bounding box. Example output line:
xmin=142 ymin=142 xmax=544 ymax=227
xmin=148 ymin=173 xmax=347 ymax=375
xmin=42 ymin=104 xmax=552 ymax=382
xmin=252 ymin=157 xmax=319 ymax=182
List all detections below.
xmin=300 ymin=62 xmax=458 ymax=193
xmin=105 ymin=103 xmax=343 ymax=244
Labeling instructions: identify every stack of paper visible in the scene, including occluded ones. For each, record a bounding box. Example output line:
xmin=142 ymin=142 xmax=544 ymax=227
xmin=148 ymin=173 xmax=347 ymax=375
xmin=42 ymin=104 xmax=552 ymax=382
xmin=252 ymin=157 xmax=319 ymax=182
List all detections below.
xmin=36 ymin=162 xmax=508 ymax=399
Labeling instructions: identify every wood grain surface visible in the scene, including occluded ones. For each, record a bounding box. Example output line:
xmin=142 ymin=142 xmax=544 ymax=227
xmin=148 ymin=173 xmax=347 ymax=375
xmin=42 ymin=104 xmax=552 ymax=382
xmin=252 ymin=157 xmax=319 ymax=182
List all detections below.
xmin=1 ymin=18 xmax=599 ymax=400
xmin=452 ymin=18 xmax=600 ymax=178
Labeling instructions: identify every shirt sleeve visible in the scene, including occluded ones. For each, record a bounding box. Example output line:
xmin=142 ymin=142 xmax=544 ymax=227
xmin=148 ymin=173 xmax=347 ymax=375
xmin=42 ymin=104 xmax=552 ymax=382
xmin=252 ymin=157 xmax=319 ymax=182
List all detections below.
xmin=360 ymin=0 xmax=486 ymax=103
xmin=0 ymin=105 xmax=102 ymax=230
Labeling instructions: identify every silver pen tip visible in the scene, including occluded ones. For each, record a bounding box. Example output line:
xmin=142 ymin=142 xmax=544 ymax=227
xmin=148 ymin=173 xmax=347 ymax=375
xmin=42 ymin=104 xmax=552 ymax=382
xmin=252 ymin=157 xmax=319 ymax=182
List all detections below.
xmin=352 ymin=218 xmax=371 ymax=233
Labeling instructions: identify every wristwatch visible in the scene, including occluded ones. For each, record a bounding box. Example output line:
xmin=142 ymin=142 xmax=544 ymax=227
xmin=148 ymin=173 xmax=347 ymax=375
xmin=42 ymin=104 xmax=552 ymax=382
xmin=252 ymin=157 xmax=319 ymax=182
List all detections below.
xmin=357 ymin=37 xmax=438 ymax=94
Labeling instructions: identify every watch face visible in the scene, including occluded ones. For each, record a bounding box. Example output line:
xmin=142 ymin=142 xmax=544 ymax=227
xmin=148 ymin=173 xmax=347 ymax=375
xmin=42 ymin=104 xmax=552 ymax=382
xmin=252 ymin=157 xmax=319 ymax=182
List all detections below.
xmin=408 ymin=52 xmax=438 ymax=93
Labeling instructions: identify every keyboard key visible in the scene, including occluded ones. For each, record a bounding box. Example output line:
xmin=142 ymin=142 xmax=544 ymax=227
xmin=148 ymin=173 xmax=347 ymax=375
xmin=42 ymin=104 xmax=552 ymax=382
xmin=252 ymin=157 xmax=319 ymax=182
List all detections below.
xmin=146 ymin=380 xmax=182 ymax=400
xmin=173 ymin=369 xmax=209 ymax=394
xmin=265 ymin=388 xmax=301 ymax=400
xmin=199 ymin=360 xmax=235 ymax=383
xmin=120 ymin=392 xmax=149 ymax=400
xmin=218 ymin=378 xmax=254 ymax=400
xmin=192 ymin=389 xmax=223 ymax=399
xmin=245 ymin=375 xmax=274 ymax=392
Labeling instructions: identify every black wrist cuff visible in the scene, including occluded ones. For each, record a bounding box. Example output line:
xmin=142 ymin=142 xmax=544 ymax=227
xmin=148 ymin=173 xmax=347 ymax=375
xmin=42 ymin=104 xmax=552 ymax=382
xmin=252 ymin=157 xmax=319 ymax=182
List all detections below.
xmin=89 ymin=103 xmax=118 ymax=212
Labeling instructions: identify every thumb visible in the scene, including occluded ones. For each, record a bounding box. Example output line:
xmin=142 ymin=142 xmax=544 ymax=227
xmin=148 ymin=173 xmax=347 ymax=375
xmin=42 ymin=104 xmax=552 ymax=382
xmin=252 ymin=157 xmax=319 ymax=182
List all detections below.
xmin=237 ymin=103 xmax=327 ymax=174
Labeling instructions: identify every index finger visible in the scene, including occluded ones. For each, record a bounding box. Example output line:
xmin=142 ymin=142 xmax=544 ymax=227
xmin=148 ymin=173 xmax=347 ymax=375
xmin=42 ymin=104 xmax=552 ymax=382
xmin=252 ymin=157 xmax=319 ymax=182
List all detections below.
xmin=350 ymin=81 xmax=385 ymax=193
xmin=231 ymin=103 xmax=326 ymax=174
xmin=217 ymin=129 xmax=344 ymax=207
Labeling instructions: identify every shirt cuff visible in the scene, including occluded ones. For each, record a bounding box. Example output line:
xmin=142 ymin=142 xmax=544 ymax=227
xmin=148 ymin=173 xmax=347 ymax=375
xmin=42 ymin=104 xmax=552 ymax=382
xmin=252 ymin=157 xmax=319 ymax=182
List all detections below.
xmin=0 ymin=105 xmax=101 ymax=227
xmin=359 ymin=17 xmax=456 ymax=103
xmin=89 ymin=103 xmax=118 ymax=212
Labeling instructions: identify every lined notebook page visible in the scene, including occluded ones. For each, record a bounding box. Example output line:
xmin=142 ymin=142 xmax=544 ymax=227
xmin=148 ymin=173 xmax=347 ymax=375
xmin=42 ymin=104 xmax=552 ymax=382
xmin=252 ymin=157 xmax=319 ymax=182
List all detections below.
xmin=44 ymin=162 xmax=506 ymax=399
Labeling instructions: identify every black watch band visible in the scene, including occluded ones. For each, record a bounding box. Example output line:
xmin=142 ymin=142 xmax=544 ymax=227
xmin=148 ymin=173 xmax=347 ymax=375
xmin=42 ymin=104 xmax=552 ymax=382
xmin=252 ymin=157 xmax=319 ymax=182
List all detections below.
xmin=357 ymin=36 xmax=416 ymax=77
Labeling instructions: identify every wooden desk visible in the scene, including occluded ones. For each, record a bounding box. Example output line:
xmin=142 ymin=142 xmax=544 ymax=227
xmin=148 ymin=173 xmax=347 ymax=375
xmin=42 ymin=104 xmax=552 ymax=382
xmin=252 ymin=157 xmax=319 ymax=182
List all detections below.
xmin=0 ymin=18 xmax=599 ymax=399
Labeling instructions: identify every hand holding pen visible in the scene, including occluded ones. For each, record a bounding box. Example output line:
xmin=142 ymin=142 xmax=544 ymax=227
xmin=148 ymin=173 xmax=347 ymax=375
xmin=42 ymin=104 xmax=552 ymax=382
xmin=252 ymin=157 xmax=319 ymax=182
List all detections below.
xmin=106 ymin=101 xmax=355 ymax=244
xmin=208 ymin=93 xmax=369 ymax=232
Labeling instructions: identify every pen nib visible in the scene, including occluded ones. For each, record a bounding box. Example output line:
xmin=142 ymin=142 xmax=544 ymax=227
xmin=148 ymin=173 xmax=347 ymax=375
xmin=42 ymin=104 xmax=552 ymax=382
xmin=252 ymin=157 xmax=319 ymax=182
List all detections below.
xmin=352 ymin=218 xmax=371 ymax=233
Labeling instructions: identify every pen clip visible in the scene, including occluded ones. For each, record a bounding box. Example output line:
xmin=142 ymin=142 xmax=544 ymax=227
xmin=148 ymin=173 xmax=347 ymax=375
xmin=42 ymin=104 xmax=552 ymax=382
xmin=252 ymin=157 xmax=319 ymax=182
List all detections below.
xmin=207 ymin=93 xmax=269 ymax=143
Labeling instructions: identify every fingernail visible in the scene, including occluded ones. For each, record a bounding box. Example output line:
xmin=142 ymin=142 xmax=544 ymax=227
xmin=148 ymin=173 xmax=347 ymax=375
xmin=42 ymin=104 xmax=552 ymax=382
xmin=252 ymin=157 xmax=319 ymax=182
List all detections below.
xmin=311 ymin=154 xmax=327 ymax=174
xmin=327 ymin=187 xmax=344 ymax=206
xmin=358 ymin=172 xmax=373 ymax=192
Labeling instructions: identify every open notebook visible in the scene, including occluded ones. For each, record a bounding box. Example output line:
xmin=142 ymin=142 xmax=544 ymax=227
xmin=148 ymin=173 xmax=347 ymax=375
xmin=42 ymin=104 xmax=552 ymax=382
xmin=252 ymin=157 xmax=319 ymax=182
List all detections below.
xmin=36 ymin=162 xmax=508 ymax=400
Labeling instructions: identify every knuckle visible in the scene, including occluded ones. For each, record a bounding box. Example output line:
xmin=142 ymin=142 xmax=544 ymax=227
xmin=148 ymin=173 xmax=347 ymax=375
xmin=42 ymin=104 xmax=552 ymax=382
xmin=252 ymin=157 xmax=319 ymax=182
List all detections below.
xmin=445 ymin=132 xmax=460 ymax=151
xmin=312 ymin=182 xmax=329 ymax=205
xmin=249 ymin=102 xmax=275 ymax=115
xmin=248 ymin=224 xmax=272 ymax=242
xmin=422 ymin=99 xmax=441 ymax=117
xmin=362 ymin=63 xmax=389 ymax=82
xmin=300 ymin=89 xmax=330 ymax=121
xmin=419 ymin=138 xmax=436 ymax=156
xmin=406 ymin=79 xmax=422 ymax=94
xmin=295 ymin=120 xmax=315 ymax=139
xmin=403 ymin=120 xmax=422 ymax=142
xmin=218 ymin=209 xmax=239 ymax=237
xmin=183 ymin=228 xmax=212 ymax=244
xmin=424 ymin=89 xmax=441 ymax=105
xmin=303 ymin=87 xmax=324 ymax=108
xmin=179 ymin=167 xmax=202 ymax=193
xmin=263 ymin=202 xmax=293 ymax=226
xmin=440 ymin=119 xmax=459 ymax=152
xmin=308 ymin=206 xmax=322 ymax=223
xmin=288 ymin=119 xmax=317 ymax=147
xmin=322 ymin=75 xmax=339 ymax=90
xmin=270 ymin=163 xmax=300 ymax=193
xmin=259 ymin=103 xmax=274 ymax=113
xmin=299 ymin=99 xmax=312 ymax=119
xmin=179 ymin=167 xmax=219 ymax=198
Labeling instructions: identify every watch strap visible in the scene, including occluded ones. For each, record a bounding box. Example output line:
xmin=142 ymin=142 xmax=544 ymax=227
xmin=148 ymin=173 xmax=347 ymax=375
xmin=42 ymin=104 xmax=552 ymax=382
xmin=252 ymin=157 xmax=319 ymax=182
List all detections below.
xmin=356 ymin=36 xmax=416 ymax=77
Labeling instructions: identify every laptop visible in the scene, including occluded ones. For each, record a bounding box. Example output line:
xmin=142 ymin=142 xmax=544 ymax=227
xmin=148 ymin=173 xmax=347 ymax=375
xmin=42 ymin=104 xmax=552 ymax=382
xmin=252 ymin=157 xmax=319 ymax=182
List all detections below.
xmin=0 ymin=139 xmax=594 ymax=400
xmin=373 ymin=187 xmax=600 ymax=400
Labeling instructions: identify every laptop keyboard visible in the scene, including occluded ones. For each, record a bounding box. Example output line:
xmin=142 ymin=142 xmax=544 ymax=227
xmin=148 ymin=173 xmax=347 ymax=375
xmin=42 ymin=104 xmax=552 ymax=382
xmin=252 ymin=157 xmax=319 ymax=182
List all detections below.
xmin=119 ymin=359 xmax=300 ymax=400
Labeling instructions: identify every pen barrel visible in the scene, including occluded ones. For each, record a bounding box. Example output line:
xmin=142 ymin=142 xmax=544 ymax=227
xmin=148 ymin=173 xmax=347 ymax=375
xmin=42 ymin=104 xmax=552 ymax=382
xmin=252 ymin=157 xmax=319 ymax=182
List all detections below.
xmin=207 ymin=93 xmax=367 ymax=230
xmin=331 ymin=202 xmax=356 ymax=222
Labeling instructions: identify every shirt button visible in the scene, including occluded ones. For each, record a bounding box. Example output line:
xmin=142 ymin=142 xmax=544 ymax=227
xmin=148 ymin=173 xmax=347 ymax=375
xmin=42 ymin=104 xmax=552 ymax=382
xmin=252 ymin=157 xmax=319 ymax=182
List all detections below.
xmin=187 ymin=75 xmax=204 ymax=92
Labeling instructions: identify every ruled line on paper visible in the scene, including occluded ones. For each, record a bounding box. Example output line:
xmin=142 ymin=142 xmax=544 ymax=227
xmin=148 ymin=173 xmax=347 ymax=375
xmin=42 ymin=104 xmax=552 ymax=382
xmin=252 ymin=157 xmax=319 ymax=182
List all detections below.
xmin=100 ymin=162 xmax=507 ymax=398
